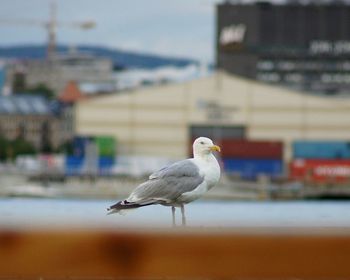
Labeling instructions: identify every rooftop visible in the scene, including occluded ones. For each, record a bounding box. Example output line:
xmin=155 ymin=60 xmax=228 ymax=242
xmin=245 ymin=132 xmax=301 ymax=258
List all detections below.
xmin=58 ymin=81 xmax=85 ymax=103
xmin=0 ymin=94 xmax=51 ymax=115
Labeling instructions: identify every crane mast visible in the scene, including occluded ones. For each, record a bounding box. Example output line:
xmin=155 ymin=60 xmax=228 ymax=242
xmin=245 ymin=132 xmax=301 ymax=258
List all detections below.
xmin=46 ymin=2 xmax=57 ymax=60
xmin=0 ymin=1 xmax=95 ymax=60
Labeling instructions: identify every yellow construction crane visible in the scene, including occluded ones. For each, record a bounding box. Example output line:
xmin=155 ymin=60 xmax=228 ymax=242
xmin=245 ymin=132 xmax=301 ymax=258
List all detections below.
xmin=0 ymin=1 xmax=96 ymax=60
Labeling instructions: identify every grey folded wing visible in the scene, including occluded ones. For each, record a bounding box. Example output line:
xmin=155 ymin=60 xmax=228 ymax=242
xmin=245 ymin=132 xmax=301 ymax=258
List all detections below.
xmin=128 ymin=159 xmax=204 ymax=204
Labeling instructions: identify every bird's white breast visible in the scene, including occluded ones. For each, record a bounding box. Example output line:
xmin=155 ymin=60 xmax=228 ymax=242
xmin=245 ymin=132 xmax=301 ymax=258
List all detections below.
xmin=195 ymin=155 xmax=221 ymax=188
xmin=178 ymin=155 xmax=220 ymax=203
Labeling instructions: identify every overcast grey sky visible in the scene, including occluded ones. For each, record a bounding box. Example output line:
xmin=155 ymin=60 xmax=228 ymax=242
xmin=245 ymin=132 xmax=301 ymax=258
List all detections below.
xmin=0 ymin=0 xmax=333 ymax=62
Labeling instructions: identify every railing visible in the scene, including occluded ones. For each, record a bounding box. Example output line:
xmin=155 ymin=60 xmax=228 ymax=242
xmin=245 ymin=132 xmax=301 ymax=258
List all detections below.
xmin=1 ymin=228 xmax=350 ymax=279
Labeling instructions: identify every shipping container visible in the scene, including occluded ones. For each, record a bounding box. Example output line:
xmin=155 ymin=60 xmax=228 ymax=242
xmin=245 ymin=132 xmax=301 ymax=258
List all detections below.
xmin=98 ymin=156 xmax=114 ymax=168
xmin=65 ymin=156 xmax=84 ymax=176
xmin=65 ymin=155 xmax=116 ymax=176
xmin=94 ymin=136 xmax=116 ymax=157
xmin=188 ymin=137 xmax=283 ymax=159
xmin=98 ymin=156 xmax=115 ymax=175
xmin=0 ymin=68 xmax=5 ymax=93
xmin=293 ymin=141 xmax=350 ymax=159
xmin=223 ymin=158 xmax=284 ymax=179
xmin=72 ymin=136 xmax=93 ymax=158
xmin=290 ymin=159 xmax=350 ymax=183
xmin=218 ymin=139 xmax=283 ymax=159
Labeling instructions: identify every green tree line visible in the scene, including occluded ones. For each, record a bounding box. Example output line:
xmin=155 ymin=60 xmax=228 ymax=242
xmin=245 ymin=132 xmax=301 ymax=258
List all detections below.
xmin=0 ymin=136 xmax=36 ymax=161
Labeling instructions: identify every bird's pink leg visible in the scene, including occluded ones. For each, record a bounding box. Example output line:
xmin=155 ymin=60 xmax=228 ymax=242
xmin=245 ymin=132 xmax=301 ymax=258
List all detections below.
xmin=171 ymin=206 xmax=176 ymax=227
xmin=180 ymin=204 xmax=186 ymax=226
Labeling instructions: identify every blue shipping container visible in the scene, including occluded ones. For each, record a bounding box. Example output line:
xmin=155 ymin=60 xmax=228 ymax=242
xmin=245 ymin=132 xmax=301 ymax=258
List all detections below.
xmin=293 ymin=141 xmax=350 ymax=159
xmin=223 ymin=158 xmax=283 ymax=179
xmin=0 ymin=68 xmax=5 ymax=93
xmin=65 ymin=156 xmax=84 ymax=176
xmin=72 ymin=136 xmax=93 ymax=158
xmin=65 ymin=156 xmax=116 ymax=176
xmin=99 ymin=156 xmax=114 ymax=168
xmin=98 ymin=156 xmax=115 ymax=175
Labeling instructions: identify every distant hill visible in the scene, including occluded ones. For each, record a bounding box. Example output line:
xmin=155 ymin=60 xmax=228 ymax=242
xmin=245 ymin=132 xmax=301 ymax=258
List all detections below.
xmin=0 ymin=45 xmax=198 ymax=69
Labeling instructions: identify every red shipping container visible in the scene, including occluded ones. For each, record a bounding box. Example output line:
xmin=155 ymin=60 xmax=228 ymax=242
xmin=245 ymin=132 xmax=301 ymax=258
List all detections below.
xmin=218 ymin=139 xmax=283 ymax=159
xmin=188 ymin=138 xmax=283 ymax=159
xmin=290 ymin=159 xmax=350 ymax=183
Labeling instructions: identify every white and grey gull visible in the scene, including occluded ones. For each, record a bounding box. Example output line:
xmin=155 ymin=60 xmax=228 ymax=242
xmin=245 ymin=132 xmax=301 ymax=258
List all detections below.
xmin=107 ymin=137 xmax=221 ymax=226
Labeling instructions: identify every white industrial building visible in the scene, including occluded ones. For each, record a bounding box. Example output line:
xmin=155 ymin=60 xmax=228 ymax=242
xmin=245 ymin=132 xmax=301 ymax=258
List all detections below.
xmin=76 ymin=72 xmax=350 ymax=161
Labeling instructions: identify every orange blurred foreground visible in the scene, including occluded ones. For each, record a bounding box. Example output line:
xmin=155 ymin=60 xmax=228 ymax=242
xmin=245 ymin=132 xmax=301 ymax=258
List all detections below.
xmin=0 ymin=228 xmax=350 ymax=279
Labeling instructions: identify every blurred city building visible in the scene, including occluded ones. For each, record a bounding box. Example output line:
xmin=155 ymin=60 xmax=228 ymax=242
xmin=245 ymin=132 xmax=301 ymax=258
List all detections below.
xmin=59 ymin=80 xmax=85 ymax=103
xmin=57 ymin=81 xmax=86 ymax=146
xmin=5 ymin=52 xmax=115 ymax=96
xmin=217 ymin=1 xmax=350 ymax=95
xmin=0 ymin=95 xmax=61 ymax=151
xmin=75 ymin=72 xmax=350 ymax=162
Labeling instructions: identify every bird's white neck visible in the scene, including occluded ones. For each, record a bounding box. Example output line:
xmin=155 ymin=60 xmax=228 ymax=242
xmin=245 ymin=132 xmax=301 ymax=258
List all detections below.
xmin=194 ymin=152 xmax=217 ymax=163
xmin=193 ymin=152 xmax=221 ymax=190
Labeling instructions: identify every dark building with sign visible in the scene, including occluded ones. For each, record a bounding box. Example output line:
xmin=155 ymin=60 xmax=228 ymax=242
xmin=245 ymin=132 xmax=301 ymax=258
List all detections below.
xmin=216 ymin=1 xmax=350 ymax=94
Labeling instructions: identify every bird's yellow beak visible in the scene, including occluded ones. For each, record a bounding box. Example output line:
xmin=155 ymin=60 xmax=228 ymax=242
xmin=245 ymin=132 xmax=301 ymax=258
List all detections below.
xmin=210 ymin=145 xmax=221 ymax=152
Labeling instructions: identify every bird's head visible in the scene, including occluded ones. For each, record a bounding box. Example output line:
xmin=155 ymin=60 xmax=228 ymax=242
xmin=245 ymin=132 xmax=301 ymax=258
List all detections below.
xmin=193 ymin=137 xmax=221 ymax=158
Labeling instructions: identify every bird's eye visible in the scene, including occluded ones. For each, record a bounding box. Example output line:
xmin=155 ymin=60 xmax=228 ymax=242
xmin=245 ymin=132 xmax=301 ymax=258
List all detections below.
xmin=200 ymin=141 xmax=205 ymax=145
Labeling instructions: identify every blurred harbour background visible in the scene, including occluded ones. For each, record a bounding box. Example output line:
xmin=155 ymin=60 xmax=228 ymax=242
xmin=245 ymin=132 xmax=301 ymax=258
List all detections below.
xmin=2 ymin=1 xmax=350 ymax=279
xmin=1 ymin=0 xmax=350 ymax=227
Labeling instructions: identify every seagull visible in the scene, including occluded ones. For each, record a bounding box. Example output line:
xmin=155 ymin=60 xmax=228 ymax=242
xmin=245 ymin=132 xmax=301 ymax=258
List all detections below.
xmin=107 ymin=137 xmax=221 ymax=226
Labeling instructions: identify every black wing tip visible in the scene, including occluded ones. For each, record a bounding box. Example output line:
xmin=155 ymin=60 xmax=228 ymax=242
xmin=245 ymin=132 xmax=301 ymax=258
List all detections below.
xmin=107 ymin=199 xmax=155 ymax=212
xmin=107 ymin=200 xmax=123 ymax=211
xmin=107 ymin=200 xmax=136 ymax=211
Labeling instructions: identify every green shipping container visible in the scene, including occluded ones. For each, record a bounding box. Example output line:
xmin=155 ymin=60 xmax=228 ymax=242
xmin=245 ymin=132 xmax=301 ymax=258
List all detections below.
xmin=95 ymin=136 xmax=116 ymax=157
